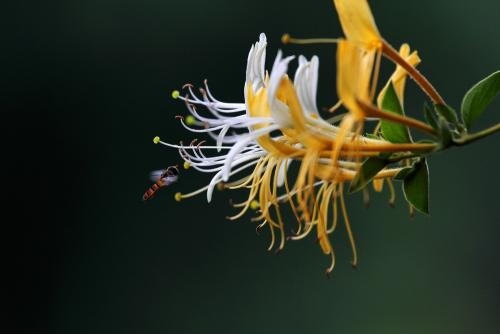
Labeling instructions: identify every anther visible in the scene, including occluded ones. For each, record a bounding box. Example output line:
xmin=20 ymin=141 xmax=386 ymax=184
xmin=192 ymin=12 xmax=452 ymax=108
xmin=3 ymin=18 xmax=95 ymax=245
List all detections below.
xmin=281 ymin=33 xmax=290 ymax=44
xmin=250 ymin=200 xmax=259 ymax=210
xmin=183 ymin=161 xmax=191 ymax=170
xmin=153 ymin=136 xmax=160 ymax=144
xmin=185 ymin=115 xmax=196 ymax=126
xmin=174 ymin=192 xmax=182 ymax=202
xmin=171 ymin=90 xmax=180 ymax=99
xmin=216 ymin=182 xmax=225 ymax=191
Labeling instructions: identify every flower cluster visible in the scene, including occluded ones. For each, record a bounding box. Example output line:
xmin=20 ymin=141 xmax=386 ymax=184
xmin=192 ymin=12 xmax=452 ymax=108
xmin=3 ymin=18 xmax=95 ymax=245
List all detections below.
xmin=151 ymin=0 xmax=500 ymax=273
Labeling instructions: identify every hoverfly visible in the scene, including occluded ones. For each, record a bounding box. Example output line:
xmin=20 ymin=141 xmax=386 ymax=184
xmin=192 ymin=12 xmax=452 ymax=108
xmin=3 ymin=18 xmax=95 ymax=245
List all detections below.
xmin=143 ymin=165 xmax=179 ymax=201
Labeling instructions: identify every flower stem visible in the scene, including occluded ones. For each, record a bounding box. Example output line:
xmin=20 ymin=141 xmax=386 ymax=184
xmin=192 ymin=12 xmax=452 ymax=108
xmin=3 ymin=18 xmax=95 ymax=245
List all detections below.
xmin=454 ymin=123 xmax=500 ymax=146
xmin=382 ymin=40 xmax=445 ymax=106
xmin=356 ymin=99 xmax=437 ymax=136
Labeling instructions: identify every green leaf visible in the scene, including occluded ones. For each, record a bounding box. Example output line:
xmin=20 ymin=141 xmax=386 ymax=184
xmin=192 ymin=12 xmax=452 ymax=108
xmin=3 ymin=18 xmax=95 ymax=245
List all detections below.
xmin=434 ymin=104 xmax=459 ymax=125
xmin=393 ymin=167 xmax=414 ymax=181
xmin=461 ymin=71 xmax=500 ymax=130
xmin=423 ymin=103 xmax=438 ymax=130
xmin=380 ymin=82 xmax=411 ymax=143
xmin=403 ymin=159 xmax=429 ymax=215
xmin=350 ymin=157 xmax=389 ymax=193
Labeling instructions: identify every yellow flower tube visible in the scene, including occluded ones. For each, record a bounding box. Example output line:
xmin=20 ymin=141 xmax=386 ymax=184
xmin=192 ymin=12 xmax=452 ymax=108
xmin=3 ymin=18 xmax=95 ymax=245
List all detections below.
xmin=333 ymin=0 xmax=381 ymax=49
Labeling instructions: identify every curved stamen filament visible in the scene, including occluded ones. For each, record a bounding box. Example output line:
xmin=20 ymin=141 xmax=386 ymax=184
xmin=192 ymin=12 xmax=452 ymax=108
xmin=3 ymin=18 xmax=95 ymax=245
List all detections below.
xmin=339 ymin=183 xmax=358 ymax=267
xmin=327 ymin=184 xmax=339 ymax=234
xmin=387 ymin=178 xmax=396 ymax=207
xmin=328 ymin=100 xmax=343 ymax=113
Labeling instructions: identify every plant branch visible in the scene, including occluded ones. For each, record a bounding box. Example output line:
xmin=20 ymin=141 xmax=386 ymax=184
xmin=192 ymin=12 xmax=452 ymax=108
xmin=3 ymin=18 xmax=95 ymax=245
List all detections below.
xmin=454 ymin=123 xmax=500 ymax=146
xmin=356 ymin=99 xmax=437 ymax=136
xmin=382 ymin=40 xmax=445 ymax=106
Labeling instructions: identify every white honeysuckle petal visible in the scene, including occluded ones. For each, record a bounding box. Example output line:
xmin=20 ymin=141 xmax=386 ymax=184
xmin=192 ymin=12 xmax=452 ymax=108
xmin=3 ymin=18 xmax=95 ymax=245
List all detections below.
xmin=207 ymin=131 xmax=244 ymax=144
xmin=179 ymin=85 xmax=246 ymax=116
xmin=270 ymin=99 xmax=292 ymax=128
xmin=276 ymin=158 xmax=292 ymax=187
xmin=222 ymin=125 xmax=280 ymax=181
xmin=245 ymin=33 xmax=267 ymax=95
xmin=294 ymin=55 xmax=320 ymax=117
xmin=203 ymin=80 xmax=246 ymax=110
xmin=216 ymin=125 xmax=231 ymax=152
xmin=268 ymin=51 xmax=295 ymax=102
xmin=179 ymin=143 xmax=260 ymax=165
xmin=267 ymin=51 xmax=295 ymax=128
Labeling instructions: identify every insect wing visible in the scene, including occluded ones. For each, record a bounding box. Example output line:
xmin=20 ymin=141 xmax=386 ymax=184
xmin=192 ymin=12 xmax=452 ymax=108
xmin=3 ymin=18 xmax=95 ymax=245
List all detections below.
xmin=149 ymin=169 xmax=166 ymax=182
xmin=161 ymin=175 xmax=178 ymax=187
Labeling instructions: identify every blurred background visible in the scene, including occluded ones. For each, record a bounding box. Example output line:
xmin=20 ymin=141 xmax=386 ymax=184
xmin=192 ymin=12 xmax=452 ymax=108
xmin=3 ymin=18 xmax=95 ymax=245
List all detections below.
xmin=4 ymin=0 xmax=500 ymax=333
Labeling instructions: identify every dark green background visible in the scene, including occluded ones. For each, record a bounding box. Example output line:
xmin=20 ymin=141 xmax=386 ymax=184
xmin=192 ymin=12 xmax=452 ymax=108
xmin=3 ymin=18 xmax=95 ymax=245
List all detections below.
xmin=5 ymin=0 xmax=500 ymax=333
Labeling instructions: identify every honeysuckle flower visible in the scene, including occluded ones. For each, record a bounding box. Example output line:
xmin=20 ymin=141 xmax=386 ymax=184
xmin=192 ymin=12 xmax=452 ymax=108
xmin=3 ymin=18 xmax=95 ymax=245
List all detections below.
xmin=332 ymin=0 xmax=444 ymax=106
xmin=155 ymin=32 xmax=437 ymax=273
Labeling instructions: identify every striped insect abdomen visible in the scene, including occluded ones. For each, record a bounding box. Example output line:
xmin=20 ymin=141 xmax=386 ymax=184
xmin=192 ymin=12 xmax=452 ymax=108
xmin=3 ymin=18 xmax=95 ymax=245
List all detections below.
xmin=142 ymin=181 xmax=162 ymax=201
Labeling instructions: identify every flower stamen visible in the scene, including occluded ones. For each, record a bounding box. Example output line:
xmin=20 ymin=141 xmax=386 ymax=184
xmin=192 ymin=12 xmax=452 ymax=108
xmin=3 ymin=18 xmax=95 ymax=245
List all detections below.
xmin=282 ymin=33 xmax=341 ymax=45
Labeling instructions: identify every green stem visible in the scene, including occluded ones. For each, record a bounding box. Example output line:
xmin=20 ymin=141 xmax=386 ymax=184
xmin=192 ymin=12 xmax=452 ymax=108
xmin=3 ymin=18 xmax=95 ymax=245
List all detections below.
xmin=454 ymin=123 xmax=500 ymax=146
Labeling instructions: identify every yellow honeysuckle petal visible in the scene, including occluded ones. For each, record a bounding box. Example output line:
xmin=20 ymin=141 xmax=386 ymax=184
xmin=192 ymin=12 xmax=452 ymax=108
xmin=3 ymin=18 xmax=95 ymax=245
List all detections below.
xmin=333 ymin=0 xmax=381 ymax=47
xmin=246 ymin=84 xmax=301 ymax=157
xmin=337 ymin=40 xmax=376 ymax=118
xmin=377 ymin=44 xmax=422 ymax=107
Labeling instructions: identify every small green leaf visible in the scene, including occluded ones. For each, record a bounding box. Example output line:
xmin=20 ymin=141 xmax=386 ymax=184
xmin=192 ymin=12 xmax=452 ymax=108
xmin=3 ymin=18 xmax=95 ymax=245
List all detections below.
xmin=380 ymin=83 xmax=411 ymax=143
xmin=437 ymin=117 xmax=453 ymax=149
xmin=393 ymin=167 xmax=413 ymax=181
xmin=350 ymin=157 xmax=389 ymax=193
xmin=403 ymin=159 xmax=429 ymax=215
xmin=434 ymin=104 xmax=459 ymax=125
xmin=423 ymin=103 xmax=438 ymax=130
xmin=461 ymin=71 xmax=500 ymax=130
